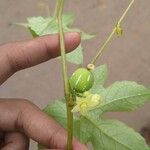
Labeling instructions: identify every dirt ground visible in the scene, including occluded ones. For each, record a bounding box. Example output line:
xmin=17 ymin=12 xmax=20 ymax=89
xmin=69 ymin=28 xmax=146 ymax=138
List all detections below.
xmin=0 ymin=0 xmax=150 ymax=149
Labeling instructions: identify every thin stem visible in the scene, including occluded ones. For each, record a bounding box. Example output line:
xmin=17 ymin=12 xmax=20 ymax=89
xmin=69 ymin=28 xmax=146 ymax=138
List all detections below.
xmin=91 ymin=28 xmax=116 ymax=65
xmin=91 ymin=0 xmax=135 ymax=65
xmin=57 ymin=0 xmax=73 ymax=150
xmin=40 ymin=0 xmax=60 ymax=35
xmin=54 ymin=0 xmax=61 ymax=18
xmin=118 ymin=0 xmax=135 ymax=25
xmin=67 ymin=95 xmax=74 ymax=150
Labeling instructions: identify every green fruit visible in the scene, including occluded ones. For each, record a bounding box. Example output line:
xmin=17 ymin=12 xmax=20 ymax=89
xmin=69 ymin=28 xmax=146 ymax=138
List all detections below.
xmin=70 ymin=68 xmax=94 ymax=93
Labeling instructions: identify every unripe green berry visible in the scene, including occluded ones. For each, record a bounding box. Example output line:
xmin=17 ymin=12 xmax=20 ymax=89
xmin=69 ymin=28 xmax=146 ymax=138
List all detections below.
xmin=70 ymin=68 xmax=94 ymax=93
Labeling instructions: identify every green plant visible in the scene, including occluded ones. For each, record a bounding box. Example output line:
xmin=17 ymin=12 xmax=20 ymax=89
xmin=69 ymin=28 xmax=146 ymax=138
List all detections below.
xmin=17 ymin=0 xmax=150 ymax=150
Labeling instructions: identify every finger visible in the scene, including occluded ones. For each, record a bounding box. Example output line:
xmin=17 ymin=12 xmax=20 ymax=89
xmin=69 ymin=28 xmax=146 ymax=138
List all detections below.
xmin=73 ymin=140 xmax=89 ymax=150
xmin=0 ymin=132 xmax=5 ymax=148
xmin=0 ymin=99 xmax=88 ymax=149
xmin=1 ymin=132 xmax=29 ymax=150
xmin=0 ymin=33 xmax=81 ymax=84
xmin=43 ymin=149 xmax=63 ymax=150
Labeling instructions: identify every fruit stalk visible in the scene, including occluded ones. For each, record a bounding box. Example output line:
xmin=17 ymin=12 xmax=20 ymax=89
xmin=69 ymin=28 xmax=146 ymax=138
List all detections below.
xmin=57 ymin=0 xmax=74 ymax=149
xmin=91 ymin=0 xmax=135 ymax=65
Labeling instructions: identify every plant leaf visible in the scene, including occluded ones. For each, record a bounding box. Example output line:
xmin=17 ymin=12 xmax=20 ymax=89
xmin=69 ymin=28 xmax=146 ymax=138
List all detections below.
xmin=65 ymin=27 xmax=96 ymax=40
xmin=90 ymin=64 xmax=108 ymax=94
xmin=43 ymin=100 xmax=67 ymax=127
xmin=27 ymin=16 xmax=51 ymax=35
xmin=42 ymin=100 xmax=90 ymax=143
xmin=20 ymin=13 xmax=95 ymax=40
xmin=90 ymin=84 xmax=105 ymax=95
xmin=16 ymin=13 xmax=95 ymax=65
xmin=62 ymin=13 xmax=75 ymax=26
xmin=37 ymin=144 xmax=46 ymax=150
xmin=26 ymin=15 xmax=84 ymax=65
xmin=66 ymin=45 xmax=83 ymax=65
xmin=80 ymin=116 xmax=149 ymax=150
xmin=40 ymin=100 xmax=149 ymax=150
xmin=23 ymin=13 xmax=74 ymax=36
xmin=92 ymin=64 xmax=108 ymax=86
xmin=93 ymin=81 xmax=150 ymax=115
xmin=28 ymin=27 xmax=39 ymax=37
xmin=13 ymin=22 xmax=28 ymax=27
xmin=37 ymin=100 xmax=67 ymax=150
xmin=81 ymin=31 xmax=96 ymax=40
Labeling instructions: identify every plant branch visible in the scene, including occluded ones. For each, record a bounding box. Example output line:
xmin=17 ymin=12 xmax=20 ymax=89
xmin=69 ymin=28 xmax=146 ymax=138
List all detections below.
xmin=54 ymin=0 xmax=60 ymax=18
xmin=57 ymin=0 xmax=73 ymax=149
xmin=90 ymin=0 xmax=135 ymax=65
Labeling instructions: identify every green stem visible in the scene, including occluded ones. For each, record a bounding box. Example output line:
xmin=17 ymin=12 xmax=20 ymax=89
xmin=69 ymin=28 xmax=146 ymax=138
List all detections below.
xmin=54 ymin=0 xmax=60 ymax=18
xmin=40 ymin=0 xmax=60 ymax=35
xmin=118 ymin=0 xmax=135 ymax=25
xmin=91 ymin=0 xmax=135 ymax=65
xmin=67 ymin=96 xmax=74 ymax=150
xmin=91 ymin=28 xmax=116 ymax=65
xmin=57 ymin=0 xmax=73 ymax=149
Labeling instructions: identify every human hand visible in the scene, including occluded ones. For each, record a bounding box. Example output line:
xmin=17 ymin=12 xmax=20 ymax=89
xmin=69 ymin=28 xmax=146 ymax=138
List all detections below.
xmin=0 ymin=33 xmax=88 ymax=150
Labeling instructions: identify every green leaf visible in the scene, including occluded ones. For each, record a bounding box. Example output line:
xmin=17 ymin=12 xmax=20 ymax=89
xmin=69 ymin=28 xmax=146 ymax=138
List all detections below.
xmin=28 ymin=27 xmax=39 ymax=37
xmin=17 ymin=13 xmax=95 ymax=40
xmin=26 ymin=15 xmax=84 ymax=65
xmin=25 ymin=14 xmax=74 ymax=36
xmin=90 ymin=64 xmax=108 ymax=94
xmin=37 ymin=101 xmax=67 ymax=150
xmin=41 ymin=100 xmax=149 ymax=150
xmin=66 ymin=45 xmax=83 ymax=65
xmin=80 ymin=116 xmax=149 ymax=150
xmin=65 ymin=27 xmax=95 ymax=40
xmin=92 ymin=64 xmax=108 ymax=86
xmin=43 ymin=100 xmax=67 ymax=127
xmin=43 ymin=100 xmax=89 ymax=143
xmin=13 ymin=22 xmax=28 ymax=27
xmin=16 ymin=13 xmax=95 ymax=65
xmin=37 ymin=144 xmax=46 ymax=150
xmin=90 ymin=84 xmax=105 ymax=95
xmin=27 ymin=16 xmax=53 ymax=35
xmin=62 ymin=13 xmax=75 ymax=26
xmin=81 ymin=31 xmax=96 ymax=40
xmin=25 ymin=14 xmax=79 ymax=37
xmin=94 ymin=81 xmax=150 ymax=115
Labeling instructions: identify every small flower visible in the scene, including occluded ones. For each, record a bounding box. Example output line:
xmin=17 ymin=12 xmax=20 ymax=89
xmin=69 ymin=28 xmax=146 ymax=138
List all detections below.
xmin=72 ymin=91 xmax=101 ymax=115
xmin=115 ymin=23 xmax=123 ymax=37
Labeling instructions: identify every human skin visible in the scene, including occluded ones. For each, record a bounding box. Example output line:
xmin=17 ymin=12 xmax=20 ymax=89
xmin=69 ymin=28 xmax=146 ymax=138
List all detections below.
xmin=0 ymin=33 xmax=88 ymax=150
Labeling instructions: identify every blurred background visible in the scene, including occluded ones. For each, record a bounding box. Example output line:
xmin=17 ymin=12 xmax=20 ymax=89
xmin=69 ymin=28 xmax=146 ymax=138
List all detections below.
xmin=0 ymin=0 xmax=150 ymax=149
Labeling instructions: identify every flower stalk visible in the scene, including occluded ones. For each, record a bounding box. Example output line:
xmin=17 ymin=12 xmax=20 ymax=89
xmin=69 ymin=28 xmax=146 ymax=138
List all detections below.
xmin=91 ymin=0 xmax=135 ymax=65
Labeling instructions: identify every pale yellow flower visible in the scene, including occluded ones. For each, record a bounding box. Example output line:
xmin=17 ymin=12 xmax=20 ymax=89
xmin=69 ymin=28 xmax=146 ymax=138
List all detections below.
xmin=72 ymin=92 xmax=101 ymax=115
xmin=115 ymin=23 xmax=123 ymax=37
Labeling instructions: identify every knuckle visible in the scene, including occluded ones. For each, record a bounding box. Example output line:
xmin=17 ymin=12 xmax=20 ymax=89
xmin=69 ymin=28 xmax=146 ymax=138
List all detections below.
xmin=35 ymin=37 xmax=52 ymax=58
xmin=48 ymin=127 xmax=66 ymax=148
xmin=15 ymin=99 xmax=34 ymax=131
